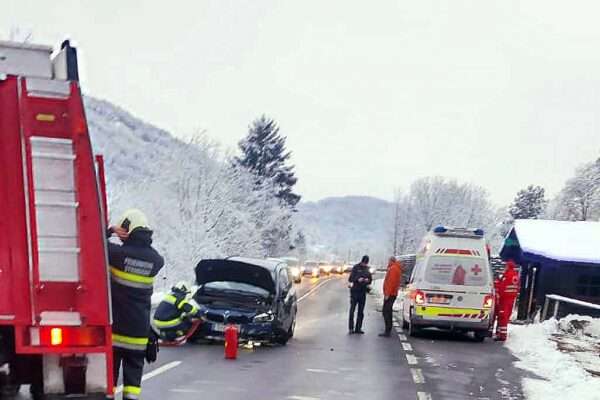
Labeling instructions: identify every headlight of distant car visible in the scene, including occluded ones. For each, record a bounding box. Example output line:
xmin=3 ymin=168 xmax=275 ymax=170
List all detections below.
xmin=324 ymin=266 xmax=332 ymax=273
xmin=312 ymin=268 xmax=319 ymax=277
xmin=369 ymin=267 xmax=376 ymax=274
xmin=253 ymin=312 xmax=275 ymax=323
xmin=290 ymin=267 xmax=300 ymax=277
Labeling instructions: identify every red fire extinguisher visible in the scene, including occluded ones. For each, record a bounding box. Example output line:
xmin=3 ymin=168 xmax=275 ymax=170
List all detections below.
xmin=224 ymin=324 xmax=238 ymax=360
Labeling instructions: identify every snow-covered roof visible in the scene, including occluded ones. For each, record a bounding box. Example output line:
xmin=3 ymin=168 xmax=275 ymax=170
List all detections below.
xmin=510 ymin=219 xmax=600 ymax=264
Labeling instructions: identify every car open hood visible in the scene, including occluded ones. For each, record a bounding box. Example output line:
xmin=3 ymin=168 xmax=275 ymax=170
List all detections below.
xmin=195 ymin=259 xmax=276 ymax=294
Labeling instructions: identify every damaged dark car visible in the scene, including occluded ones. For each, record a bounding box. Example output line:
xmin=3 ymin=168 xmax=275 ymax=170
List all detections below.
xmin=193 ymin=257 xmax=298 ymax=345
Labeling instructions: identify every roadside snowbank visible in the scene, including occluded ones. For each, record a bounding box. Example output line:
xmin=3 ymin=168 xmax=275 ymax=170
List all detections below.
xmin=507 ymin=316 xmax=600 ymax=400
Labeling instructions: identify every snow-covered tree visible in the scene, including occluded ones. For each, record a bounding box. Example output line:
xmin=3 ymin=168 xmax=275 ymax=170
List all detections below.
xmin=391 ymin=177 xmax=496 ymax=255
xmin=509 ymin=185 xmax=547 ymax=220
xmin=235 ymin=115 xmax=301 ymax=208
xmin=551 ymin=159 xmax=600 ymax=221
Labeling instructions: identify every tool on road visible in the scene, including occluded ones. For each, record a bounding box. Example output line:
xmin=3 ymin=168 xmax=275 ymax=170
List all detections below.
xmin=158 ymin=320 xmax=203 ymax=347
xmin=224 ymin=324 xmax=239 ymax=359
xmin=0 ymin=40 xmax=113 ymax=397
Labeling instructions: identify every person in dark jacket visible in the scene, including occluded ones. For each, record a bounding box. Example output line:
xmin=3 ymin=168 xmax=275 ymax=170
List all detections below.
xmin=153 ymin=281 xmax=202 ymax=341
xmin=107 ymin=209 xmax=164 ymax=400
xmin=348 ymin=255 xmax=373 ymax=334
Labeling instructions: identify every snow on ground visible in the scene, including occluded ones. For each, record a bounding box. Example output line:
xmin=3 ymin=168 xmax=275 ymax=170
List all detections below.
xmin=507 ymin=315 xmax=600 ymax=400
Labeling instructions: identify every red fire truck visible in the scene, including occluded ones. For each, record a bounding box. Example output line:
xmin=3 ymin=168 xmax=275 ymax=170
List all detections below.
xmin=0 ymin=41 xmax=112 ymax=398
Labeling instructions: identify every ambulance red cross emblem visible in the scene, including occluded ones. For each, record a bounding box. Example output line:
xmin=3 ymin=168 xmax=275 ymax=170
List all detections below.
xmin=471 ymin=264 xmax=482 ymax=275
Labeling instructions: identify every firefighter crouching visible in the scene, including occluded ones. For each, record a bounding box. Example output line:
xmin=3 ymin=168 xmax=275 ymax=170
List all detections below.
xmin=107 ymin=209 xmax=164 ymax=400
xmin=494 ymin=260 xmax=520 ymax=341
xmin=153 ymin=282 xmax=203 ymax=341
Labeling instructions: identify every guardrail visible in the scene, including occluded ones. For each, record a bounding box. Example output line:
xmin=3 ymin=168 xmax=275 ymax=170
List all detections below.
xmin=541 ymin=294 xmax=600 ymax=321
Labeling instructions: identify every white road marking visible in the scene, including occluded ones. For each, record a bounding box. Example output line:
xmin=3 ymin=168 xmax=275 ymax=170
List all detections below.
xmin=410 ymin=368 xmax=425 ymax=384
xmin=306 ymin=368 xmax=339 ymax=374
xmin=402 ymin=342 xmax=413 ymax=352
xmin=417 ymin=392 xmax=432 ymax=400
xmin=406 ymin=354 xmax=418 ymax=365
xmin=398 ymin=334 xmax=407 ymax=341
xmin=298 ymin=278 xmax=336 ymax=303
xmin=288 ymin=396 xmax=321 ymax=400
xmin=115 ymin=361 xmax=182 ymax=393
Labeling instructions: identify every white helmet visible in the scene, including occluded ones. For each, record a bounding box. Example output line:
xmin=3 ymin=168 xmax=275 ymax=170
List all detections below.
xmin=172 ymin=281 xmax=190 ymax=295
xmin=116 ymin=208 xmax=150 ymax=233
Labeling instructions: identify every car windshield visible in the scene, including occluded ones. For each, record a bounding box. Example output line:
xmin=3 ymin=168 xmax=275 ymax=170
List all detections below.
xmin=201 ymin=281 xmax=271 ymax=298
xmin=425 ymin=256 xmax=490 ymax=287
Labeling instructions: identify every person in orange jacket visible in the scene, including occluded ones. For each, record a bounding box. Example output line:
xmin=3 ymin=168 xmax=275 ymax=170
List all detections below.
xmin=494 ymin=260 xmax=520 ymax=341
xmin=379 ymin=257 xmax=403 ymax=337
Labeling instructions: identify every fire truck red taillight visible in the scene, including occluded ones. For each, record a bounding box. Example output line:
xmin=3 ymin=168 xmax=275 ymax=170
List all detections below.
xmin=50 ymin=328 xmax=63 ymax=346
xmin=36 ymin=327 xmax=105 ymax=347
xmin=483 ymin=294 xmax=494 ymax=309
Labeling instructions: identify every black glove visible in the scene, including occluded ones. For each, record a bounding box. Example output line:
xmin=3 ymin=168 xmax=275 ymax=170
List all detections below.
xmin=145 ymin=331 xmax=159 ymax=363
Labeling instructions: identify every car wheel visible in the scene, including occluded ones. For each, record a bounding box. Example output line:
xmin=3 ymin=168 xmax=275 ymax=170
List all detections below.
xmin=274 ymin=331 xmax=289 ymax=346
xmin=288 ymin=318 xmax=296 ymax=339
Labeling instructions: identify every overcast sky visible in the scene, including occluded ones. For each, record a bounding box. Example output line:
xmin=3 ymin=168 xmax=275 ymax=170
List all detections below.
xmin=4 ymin=1 xmax=600 ymax=205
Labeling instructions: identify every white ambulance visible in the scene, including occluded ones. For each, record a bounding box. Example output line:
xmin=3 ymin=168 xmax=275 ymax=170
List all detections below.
xmin=402 ymin=226 xmax=495 ymax=341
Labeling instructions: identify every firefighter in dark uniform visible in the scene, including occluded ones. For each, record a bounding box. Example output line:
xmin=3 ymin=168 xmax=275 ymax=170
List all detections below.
xmin=153 ymin=282 xmax=202 ymax=341
xmin=107 ymin=209 xmax=164 ymax=400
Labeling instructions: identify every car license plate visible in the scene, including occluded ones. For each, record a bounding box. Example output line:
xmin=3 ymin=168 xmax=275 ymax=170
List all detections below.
xmin=428 ymin=295 xmax=451 ymax=304
xmin=212 ymin=323 xmax=240 ymax=333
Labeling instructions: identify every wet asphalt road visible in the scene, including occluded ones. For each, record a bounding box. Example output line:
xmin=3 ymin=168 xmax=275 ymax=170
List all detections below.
xmin=401 ymin=317 xmax=527 ymax=399
xmin=140 ymin=275 xmax=416 ymax=400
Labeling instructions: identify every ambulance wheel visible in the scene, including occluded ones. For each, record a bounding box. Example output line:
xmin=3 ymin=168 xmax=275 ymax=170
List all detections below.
xmin=402 ymin=316 xmax=409 ymax=330
xmin=407 ymin=315 xmax=420 ymax=337
xmin=474 ymin=331 xmax=487 ymax=342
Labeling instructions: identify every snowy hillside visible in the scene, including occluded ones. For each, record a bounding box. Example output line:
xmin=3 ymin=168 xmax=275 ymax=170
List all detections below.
xmin=84 ymin=96 xmax=187 ymax=190
xmin=296 ymin=196 xmax=395 ymax=261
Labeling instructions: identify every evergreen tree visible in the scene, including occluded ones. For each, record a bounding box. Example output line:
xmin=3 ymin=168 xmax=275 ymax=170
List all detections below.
xmin=509 ymin=185 xmax=547 ymax=220
xmin=235 ymin=115 xmax=301 ymax=208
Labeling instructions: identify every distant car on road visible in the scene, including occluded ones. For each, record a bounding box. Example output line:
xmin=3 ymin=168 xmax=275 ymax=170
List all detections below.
xmin=319 ymin=261 xmax=332 ymax=275
xmin=331 ymin=261 xmax=345 ymax=274
xmin=193 ymin=257 xmax=297 ymax=345
xmin=303 ymin=261 xmax=321 ymax=278
xmin=343 ymin=263 xmax=353 ymax=273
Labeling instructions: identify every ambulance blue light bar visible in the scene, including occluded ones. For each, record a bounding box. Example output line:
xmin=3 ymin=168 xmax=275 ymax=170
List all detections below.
xmin=433 ymin=226 xmax=485 ymax=238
